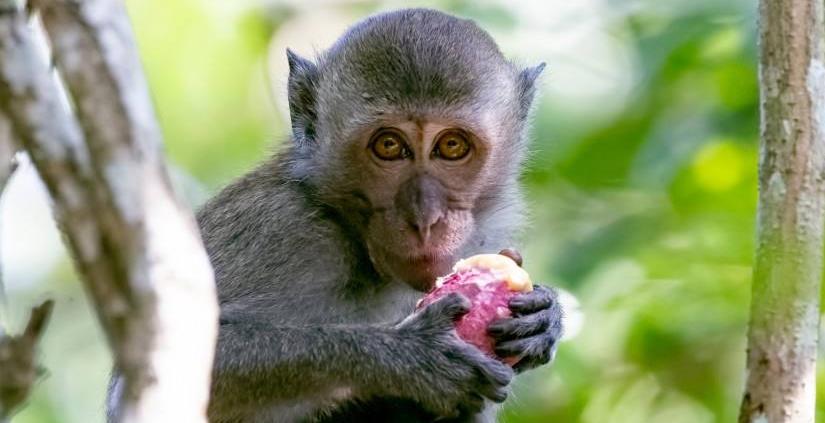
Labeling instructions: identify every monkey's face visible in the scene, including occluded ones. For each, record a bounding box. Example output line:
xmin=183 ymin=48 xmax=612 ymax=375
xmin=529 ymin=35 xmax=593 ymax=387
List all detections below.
xmin=284 ymin=8 xmax=541 ymax=291
xmin=324 ymin=114 xmax=514 ymax=292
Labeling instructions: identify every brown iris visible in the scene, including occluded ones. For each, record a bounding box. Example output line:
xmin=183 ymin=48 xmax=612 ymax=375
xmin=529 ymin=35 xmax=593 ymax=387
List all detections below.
xmin=434 ymin=130 xmax=471 ymax=160
xmin=371 ymin=130 xmax=408 ymax=160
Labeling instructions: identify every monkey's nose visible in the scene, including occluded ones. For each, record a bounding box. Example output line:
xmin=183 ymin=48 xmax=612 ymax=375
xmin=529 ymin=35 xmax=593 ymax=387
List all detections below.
xmin=395 ymin=173 xmax=448 ymax=245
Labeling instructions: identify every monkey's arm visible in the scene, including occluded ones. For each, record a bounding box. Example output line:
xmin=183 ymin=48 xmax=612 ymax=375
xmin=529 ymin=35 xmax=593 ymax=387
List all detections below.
xmin=209 ymin=318 xmax=396 ymax=419
xmin=209 ymin=295 xmax=513 ymax=421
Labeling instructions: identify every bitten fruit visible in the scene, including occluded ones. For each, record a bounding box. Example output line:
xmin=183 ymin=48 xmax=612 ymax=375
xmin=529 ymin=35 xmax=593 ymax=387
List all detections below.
xmin=417 ymin=253 xmax=533 ymax=361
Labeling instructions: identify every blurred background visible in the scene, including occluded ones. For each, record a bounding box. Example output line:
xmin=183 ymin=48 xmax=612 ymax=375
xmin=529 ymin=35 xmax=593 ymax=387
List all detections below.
xmin=1 ymin=0 xmax=780 ymax=421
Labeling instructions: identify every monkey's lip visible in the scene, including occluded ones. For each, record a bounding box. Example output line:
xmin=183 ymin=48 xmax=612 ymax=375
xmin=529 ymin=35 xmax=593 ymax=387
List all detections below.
xmin=397 ymin=251 xmax=454 ymax=292
xmin=404 ymin=247 xmax=457 ymax=269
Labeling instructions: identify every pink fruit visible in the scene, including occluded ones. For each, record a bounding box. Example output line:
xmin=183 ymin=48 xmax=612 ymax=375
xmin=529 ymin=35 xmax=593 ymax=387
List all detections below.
xmin=417 ymin=254 xmax=533 ymax=362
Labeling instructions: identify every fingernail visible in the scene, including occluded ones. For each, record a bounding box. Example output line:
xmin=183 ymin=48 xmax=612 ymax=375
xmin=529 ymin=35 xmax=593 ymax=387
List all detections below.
xmin=509 ymin=299 xmax=526 ymax=309
xmin=498 ymin=248 xmax=523 ymax=266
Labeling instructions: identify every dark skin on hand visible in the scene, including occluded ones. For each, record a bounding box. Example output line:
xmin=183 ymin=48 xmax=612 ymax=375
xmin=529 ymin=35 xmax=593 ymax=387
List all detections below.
xmin=492 ymin=248 xmax=562 ymax=373
xmin=104 ymin=8 xmax=563 ymax=423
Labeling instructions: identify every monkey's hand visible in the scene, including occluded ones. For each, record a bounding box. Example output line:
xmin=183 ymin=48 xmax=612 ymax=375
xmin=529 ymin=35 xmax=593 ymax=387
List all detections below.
xmin=389 ymin=293 xmax=514 ymax=418
xmin=488 ymin=285 xmax=563 ymax=373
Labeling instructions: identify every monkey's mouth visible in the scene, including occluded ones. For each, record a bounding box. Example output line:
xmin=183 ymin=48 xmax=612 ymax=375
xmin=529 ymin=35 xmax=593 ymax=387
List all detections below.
xmin=395 ymin=252 xmax=454 ymax=292
xmin=366 ymin=225 xmax=463 ymax=291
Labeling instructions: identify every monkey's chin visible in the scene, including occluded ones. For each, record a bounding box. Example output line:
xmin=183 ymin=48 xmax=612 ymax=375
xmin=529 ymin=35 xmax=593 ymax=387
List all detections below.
xmin=395 ymin=254 xmax=454 ymax=292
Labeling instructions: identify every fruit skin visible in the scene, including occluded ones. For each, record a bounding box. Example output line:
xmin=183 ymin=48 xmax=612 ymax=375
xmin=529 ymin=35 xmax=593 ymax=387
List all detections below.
xmin=417 ymin=265 xmax=527 ymax=362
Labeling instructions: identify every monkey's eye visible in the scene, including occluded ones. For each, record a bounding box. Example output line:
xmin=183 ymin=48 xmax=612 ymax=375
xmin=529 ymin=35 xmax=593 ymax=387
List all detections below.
xmin=371 ymin=130 xmax=409 ymax=160
xmin=434 ymin=130 xmax=471 ymax=161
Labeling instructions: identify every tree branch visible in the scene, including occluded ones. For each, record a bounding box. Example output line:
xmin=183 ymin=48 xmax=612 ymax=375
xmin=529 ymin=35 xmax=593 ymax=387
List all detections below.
xmin=739 ymin=0 xmax=825 ymax=421
xmin=0 ymin=111 xmax=16 ymax=313
xmin=0 ymin=300 xmax=54 ymax=422
xmin=0 ymin=0 xmax=219 ymax=421
xmin=0 ymin=112 xmax=16 ymax=194
xmin=0 ymin=20 xmax=43 ymax=419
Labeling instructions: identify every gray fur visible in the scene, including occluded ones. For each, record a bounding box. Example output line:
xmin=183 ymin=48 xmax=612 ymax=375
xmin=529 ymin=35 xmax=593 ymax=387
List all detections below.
xmin=108 ymin=8 xmax=561 ymax=423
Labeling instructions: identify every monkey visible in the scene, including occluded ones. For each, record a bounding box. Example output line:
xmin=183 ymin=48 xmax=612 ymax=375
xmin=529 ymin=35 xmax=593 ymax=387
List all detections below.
xmin=107 ymin=7 xmax=563 ymax=423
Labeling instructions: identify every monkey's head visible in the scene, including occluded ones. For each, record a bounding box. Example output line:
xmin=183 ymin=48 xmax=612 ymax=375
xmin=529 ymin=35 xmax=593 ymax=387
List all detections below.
xmin=285 ymin=8 xmax=543 ymax=291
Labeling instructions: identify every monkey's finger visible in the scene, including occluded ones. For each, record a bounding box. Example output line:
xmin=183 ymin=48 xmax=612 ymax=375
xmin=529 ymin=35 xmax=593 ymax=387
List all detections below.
xmin=496 ymin=333 xmax=557 ymax=369
xmin=465 ymin=348 xmax=514 ymax=388
xmin=487 ymin=310 xmax=551 ymax=341
xmin=472 ymin=364 xmax=511 ymax=403
xmin=494 ymin=337 xmax=530 ymax=358
xmin=513 ymin=336 xmax=558 ymax=373
xmin=483 ymin=386 xmax=509 ymax=403
xmin=480 ymin=358 xmax=515 ymax=387
xmin=509 ymin=285 xmax=557 ymax=315
xmin=513 ymin=350 xmax=555 ymax=373
xmin=425 ymin=292 xmax=471 ymax=322
xmin=497 ymin=248 xmax=523 ymax=267
xmin=494 ymin=332 xmax=555 ymax=359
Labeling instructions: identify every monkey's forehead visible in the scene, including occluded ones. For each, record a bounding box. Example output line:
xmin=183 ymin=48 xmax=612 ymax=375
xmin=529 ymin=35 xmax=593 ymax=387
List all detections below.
xmin=316 ymin=52 xmax=517 ymax=116
xmin=316 ymin=9 xmax=518 ymax=106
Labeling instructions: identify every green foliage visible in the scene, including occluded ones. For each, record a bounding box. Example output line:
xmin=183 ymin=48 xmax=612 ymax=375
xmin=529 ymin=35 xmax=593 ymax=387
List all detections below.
xmin=510 ymin=2 xmax=763 ymax=420
xmin=13 ymin=1 xmax=823 ymax=422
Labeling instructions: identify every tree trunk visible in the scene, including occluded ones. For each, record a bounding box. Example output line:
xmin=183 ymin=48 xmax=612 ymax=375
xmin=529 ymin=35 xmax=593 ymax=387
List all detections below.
xmin=0 ymin=1 xmax=219 ymax=421
xmin=739 ymin=0 xmax=825 ymax=421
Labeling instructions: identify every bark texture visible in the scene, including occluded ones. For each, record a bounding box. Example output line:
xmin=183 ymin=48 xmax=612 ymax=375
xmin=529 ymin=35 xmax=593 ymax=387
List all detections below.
xmin=0 ymin=1 xmax=219 ymax=422
xmin=739 ymin=0 xmax=825 ymax=421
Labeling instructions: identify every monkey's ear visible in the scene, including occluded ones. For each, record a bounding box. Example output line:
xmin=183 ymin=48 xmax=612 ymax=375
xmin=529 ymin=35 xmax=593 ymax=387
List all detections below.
xmin=516 ymin=62 xmax=546 ymax=120
xmin=286 ymin=48 xmax=319 ymax=144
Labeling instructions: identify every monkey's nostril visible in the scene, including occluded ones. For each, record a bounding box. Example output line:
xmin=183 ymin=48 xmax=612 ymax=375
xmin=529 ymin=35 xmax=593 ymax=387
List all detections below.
xmin=409 ymin=215 xmax=442 ymax=245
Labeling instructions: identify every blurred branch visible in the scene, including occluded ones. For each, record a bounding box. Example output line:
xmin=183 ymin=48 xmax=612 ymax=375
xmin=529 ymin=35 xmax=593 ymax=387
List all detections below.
xmin=739 ymin=0 xmax=825 ymax=421
xmin=0 ymin=300 xmax=54 ymax=422
xmin=0 ymin=0 xmax=219 ymax=421
xmin=0 ymin=7 xmax=45 ymax=419
xmin=0 ymin=113 xmax=15 ymax=194
xmin=0 ymin=112 xmax=16 ymax=316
